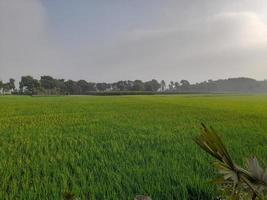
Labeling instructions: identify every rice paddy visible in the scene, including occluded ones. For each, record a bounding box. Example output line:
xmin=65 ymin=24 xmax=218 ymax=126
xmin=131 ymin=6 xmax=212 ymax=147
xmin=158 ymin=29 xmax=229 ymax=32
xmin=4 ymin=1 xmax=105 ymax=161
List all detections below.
xmin=0 ymin=95 xmax=267 ymax=199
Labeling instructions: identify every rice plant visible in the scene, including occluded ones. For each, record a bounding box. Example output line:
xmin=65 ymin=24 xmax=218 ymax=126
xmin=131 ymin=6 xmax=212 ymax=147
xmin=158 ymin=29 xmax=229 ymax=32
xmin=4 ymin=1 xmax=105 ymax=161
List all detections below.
xmin=0 ymin=95 xmax=267 ymax=199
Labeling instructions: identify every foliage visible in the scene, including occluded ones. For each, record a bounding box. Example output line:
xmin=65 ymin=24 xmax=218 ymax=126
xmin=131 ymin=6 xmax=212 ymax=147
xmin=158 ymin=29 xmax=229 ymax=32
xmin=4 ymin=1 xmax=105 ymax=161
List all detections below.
xmin=2 ymin=75 xmax=267 ymax=95
xmin=195 ymin=124 xmax=267 ymax=199
xmin=40 ymin=75 xmax=57 ymax=90
xmin=0 ymin=79 xmax=15 ymax=94
xmin=16 ymin=75 xmax=163 ymax=95
xmin=19 ymin=75 xmax=40 ymax=94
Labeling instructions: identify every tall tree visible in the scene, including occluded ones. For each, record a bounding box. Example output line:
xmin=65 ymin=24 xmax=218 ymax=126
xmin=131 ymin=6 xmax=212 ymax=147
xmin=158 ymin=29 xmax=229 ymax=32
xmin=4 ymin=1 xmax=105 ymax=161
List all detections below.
xmin=77 ymin=80 xmax=89 ymax=94
xmin=87 ymin=82 xmax=96 ymax=91
xmin=174 ymin=82 xmax=180 ymax=91
xmin=19 ymin=76 xmax=40 ymax=94
xmin=9 ymin=78 xmax=15 ymax=91
xmin=64 ymin=80 xmax=78 ymax=95
xmin=180 ymin=80 xmax=190 ymax=92
xmin=96 ymin=82 xmax=108 ymax=91
xmin=3 ymin=83 xmax=10 ymax=93
xmin=115 ymin=81 xmax=127 ymax=91
xmin=55 ymin=79 xmax=66 ymax=95
xmin=160 ymin=80 xmax=166 ymax=92
xmin=168 ymin=81 xmax=175 ymax=91
xmin=144 ymin=79 xmax=161 ymax=92
xmin=40 ymin=76 xmax=56 ymax=90
xmin=132 ymin=80 xmax=144 ymax=91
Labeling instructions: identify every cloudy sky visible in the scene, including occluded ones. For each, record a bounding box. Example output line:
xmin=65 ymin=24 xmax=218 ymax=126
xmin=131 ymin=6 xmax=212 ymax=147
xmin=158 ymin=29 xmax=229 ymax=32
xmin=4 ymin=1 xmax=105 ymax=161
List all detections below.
xmin=1 ymin=0 xmax=267 ymax=83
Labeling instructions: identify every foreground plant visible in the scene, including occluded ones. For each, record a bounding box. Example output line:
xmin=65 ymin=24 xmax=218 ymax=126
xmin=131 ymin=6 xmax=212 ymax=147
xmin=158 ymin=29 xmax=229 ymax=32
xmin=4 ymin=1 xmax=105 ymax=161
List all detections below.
xmin=194 ymin=123 xmax=267 ymax=200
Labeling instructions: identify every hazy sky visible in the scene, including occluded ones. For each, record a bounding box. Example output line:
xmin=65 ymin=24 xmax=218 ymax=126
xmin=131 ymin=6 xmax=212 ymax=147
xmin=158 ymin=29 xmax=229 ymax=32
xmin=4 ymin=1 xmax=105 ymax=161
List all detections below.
xmin=1 ymin=0 xmax=267 ymax=83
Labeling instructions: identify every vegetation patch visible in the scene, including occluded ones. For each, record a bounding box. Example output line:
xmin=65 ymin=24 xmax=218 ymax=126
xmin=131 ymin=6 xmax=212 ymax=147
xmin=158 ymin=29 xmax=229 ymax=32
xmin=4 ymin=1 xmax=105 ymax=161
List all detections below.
xmin=0 ymin=95 xmax=267 ymax=199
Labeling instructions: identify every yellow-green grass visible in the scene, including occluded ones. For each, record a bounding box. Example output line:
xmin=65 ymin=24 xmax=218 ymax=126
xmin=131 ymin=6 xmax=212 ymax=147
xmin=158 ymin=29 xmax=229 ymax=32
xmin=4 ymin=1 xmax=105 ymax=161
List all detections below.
xmin=0 ymin=95 xmax=267 ymax=199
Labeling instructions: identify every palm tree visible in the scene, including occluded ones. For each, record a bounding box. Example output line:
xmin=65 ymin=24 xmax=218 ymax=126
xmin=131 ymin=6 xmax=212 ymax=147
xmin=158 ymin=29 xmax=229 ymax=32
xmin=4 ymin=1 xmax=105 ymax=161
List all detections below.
xmin=194 ymin=124 xmax=267 ymax=199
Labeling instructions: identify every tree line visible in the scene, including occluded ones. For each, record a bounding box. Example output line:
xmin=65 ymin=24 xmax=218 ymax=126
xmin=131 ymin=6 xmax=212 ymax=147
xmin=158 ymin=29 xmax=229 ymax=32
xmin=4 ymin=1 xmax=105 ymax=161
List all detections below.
xmin=0 ymin=75 xmax=267 ymax=95
xmin=0 ymin=79 xmax=16 ymax=94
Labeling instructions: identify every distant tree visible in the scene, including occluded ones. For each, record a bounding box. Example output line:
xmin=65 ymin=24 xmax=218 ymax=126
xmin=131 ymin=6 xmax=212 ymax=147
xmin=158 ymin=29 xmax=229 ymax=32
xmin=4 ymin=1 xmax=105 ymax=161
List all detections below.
xmin=3 ymin=83 xmax=10 ymax=93
xmin=64 ymin=80 xmax=79 ymax=95
xmin=9 ymin=78 xmax=15 ymax=91
xmin=55 ymin=79 xmax=66 ymax=95
xmin=106 ymin=83 xmax=112 ymax=91
xmin=111 ymin=82 xmax=117 ymax=91
xmin=77 ymin=80 xmax=89 ymax=94
xmin=116 ymin=81 xmax=127 ymax=91
xmin=132 ymin=80 xmax=144 ymax=91
xmin=160 ymin=80 xmax=166 ymax=91
xmin=126 ymin=80 xmax=134 ymax=90
xmin=40 ymin=76 xmax=57 ymax=90
xmin=168 ymin=81 xmax=175 ymax=91
xmin=180 ymin=80 xmax=190 ymax=87
xmin=180 ymin=80 xmax=190 ymax=92
xmin=174 ymin=82 xmax=180 ymax=91
xmin=96 ymin=82 xmax=109 ymax=91
xmin=144 ymin=79 xmax=161 ymax=92
xmin=152 ymin=79 xmax=161 ymax=92
xmin=8 ymin=75 xmax=267 ymax=95
xmin=19 ymin=76 xmax=40 ymax=94
xmin=0 ymin=78 xmax=16 ymax=94
xmin=87 ymin=82 xmax=96 ymax=91
xmin=207 ymin=79 xmax=216 ymax=92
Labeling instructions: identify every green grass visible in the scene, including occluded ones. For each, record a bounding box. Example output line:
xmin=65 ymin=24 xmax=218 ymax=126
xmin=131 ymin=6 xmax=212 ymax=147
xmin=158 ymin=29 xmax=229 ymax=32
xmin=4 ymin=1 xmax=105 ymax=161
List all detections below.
xmin=0 ymin=95 xmax=267 ymax=199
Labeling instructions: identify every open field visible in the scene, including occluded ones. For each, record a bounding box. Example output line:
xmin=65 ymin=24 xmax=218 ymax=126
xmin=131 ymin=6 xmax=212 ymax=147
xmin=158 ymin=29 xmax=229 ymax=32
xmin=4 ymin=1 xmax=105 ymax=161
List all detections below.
xmin=0 ymin=95 xmax=267 ymax=199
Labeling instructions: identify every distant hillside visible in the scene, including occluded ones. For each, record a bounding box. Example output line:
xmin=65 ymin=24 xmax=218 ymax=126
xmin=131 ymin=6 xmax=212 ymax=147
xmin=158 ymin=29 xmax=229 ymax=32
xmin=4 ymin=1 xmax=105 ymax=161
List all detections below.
xmin=184 ymin=78 xmax=267 ymax=93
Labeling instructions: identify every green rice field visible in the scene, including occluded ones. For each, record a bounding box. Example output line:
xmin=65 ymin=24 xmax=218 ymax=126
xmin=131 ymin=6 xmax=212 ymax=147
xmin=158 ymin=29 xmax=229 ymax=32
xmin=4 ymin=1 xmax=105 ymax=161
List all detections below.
xmin=0 ymin=95 xmax=267 ymax=199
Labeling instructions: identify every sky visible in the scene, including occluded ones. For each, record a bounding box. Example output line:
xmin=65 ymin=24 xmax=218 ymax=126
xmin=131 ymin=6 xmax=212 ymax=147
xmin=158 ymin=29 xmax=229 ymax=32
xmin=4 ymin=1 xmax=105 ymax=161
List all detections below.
xmin=0 ymin=0 xmax=267 ymax=83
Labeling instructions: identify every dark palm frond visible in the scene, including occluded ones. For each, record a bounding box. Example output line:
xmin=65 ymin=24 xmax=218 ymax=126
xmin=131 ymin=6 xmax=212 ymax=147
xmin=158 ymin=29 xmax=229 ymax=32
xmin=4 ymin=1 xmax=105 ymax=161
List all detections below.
xmin=194 ymin=124 xmax=267 ymax=200
xmin=194 ymin=123 xmax=235 ymax=170
xmin=213 ymin=162 xmax=239 ymax=184
xmin=245 ymin=157 xmax=267 ymax=191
